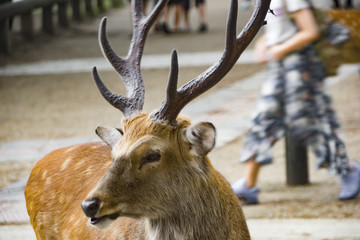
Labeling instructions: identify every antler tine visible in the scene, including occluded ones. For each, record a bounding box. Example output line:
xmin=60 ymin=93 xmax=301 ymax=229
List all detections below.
xmin=158 ymin=50 xmax=180 ymax=118
xmin=93 ymin=0 xmax=168 ymax=118
xmin=93 ymin=67 xmax=140 ymax=118
xmin=167 ymin=50 xmax=179 ymax=96
xmin=152 ymin=0 xmax=270 ymax=124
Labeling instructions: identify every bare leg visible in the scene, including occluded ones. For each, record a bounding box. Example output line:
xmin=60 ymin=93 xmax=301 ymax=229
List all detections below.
xmin=162 ymin=5 xmax=170 ymax=22
xmin=184 ymin=9 xmax=190 ymax=30
xmin=197 ymin=3 xmax=208 ymax=32
xmin=232 ymin=157 xmax=261 ymax=204
xmin=244 ymin=159 xmax=262 ymax=188
xmin=197 ymin=3 xmax=207 ymax=24
xmin=173 ymin=4 xmax=183 ymax=31
xmin=161 ymin=5 xmax=171 ymax=33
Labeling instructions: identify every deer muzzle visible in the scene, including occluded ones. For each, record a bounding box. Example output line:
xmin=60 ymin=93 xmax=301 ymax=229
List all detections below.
xmin=81 ymin=198 xmax=120 ymax=226
xmin=81 ymin=198 xmax=101 ymax=218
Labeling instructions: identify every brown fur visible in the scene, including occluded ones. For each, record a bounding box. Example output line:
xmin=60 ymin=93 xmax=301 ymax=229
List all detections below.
xmin=25 ymin=114 xmax=250 ymax=239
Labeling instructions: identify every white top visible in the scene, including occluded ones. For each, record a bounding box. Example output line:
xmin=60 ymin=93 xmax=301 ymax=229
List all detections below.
xmin=265 ymin=0 xmax=310 ymax=46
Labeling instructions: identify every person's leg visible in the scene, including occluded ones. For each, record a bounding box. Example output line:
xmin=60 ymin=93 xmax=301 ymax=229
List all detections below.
xmin=311 ymin=78 xmax=360 ymax=200
xmin=333 ymin=0 xmax=340 ymax=8
xmin=196 ymin=0 xmax=208 ymax=32
xmin=197 ymin=3 xmax=206 ymax=24
xmin=244 ymin=159 xmax=262 ymax=188
xmin=232 ymin=158 xmax=262 ymax=204
xmin=161 ymin=4 xmax=172 ymax=33
xmin=339 ymin=161 xmax=360 ymax=200
xmin=298 ymin=46 xmax=359 ymax=200
xmin=162 ymin=4 xmax=170 ymax=21
xmin=233 ymin=62 xmax=287 ymax=204
xmin=173 ymin=3 xmax=183 ymax=31
xmin=182 ymin=0 xmax=190 ymax=31
xmin=183 ymin=9 xmax=190 ymax=31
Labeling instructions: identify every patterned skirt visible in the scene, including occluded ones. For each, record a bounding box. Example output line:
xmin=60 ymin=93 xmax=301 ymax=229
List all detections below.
xmin=239 ymin=45 xmax=350 ymax=176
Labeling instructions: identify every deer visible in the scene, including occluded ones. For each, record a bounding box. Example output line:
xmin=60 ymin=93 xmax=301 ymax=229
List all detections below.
xmin=24 ymin=0 xmax=270 ymax=239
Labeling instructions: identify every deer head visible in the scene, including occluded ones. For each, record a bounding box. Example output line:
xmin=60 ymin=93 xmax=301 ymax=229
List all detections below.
xmin=81 ymin=0 xmax=270 ymax=230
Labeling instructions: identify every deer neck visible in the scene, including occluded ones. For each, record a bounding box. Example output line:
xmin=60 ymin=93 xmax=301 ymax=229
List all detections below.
xmin=143 ymin=169 xmax=240 ymax=240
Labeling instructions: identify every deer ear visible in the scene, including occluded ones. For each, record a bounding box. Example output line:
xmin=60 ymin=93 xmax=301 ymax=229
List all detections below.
xmin=95 ymin=126 xmax=123 ymax=148
xmin=185 ymin=122 xmax=216 ymax=157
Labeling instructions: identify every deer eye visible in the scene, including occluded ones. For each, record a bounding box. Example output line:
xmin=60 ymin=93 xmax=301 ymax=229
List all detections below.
xmin=139 ymin=151 xmax=161 ymax=170
xmin=146 ymin=153 xmax=161 ymax=163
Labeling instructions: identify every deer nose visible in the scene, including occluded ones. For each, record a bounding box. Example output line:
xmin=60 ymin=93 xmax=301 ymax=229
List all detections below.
xmin=81 ymin=198 xmax=101 ymax=218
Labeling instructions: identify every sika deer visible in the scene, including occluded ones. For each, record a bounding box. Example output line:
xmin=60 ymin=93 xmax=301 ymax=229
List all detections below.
xmin=25 ymin=0 xmax=270 ymax=239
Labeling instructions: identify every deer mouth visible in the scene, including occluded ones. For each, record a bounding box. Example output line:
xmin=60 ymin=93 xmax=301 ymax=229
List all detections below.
xmin=90 ymin=212 xmax=120 ymax=225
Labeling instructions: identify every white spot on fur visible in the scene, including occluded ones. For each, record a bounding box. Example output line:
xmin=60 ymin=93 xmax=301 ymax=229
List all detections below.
xmin=104 ymin=161 xmax=112 ymax=169
xmin=61 ymin=229 xmax=71 ymax=239
xmin=28 ymin=203 xmax=33 ymax=212
xmin=45 ymin=177 xmax=52 ymax=186
xmin=61 ymin=157 xmax=72 ymax=171
xmin=84 ymin=167 xmax=93 ymax=176
xmin=41 ymin=170 xmax=48 ymax=180
xmin=64 ymin=145 xmax=79 ymax=153
xmin=59 ymin=193 xmax=65 ymax=203
xmin=50 ymin=192 xmax=56 ymax=200
xmin=75 ymin=159 xmax=85 ymax=170
xmin=69 ymin=214 xmax=76 ymax=224
xmin=74 ymin=219 xmax=80 ymax=227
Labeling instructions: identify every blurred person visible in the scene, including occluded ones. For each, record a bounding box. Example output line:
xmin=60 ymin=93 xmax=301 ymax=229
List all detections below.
xmin=173 ymin=0 xmax=208 ymax=33
xmin=181 ymin=0 xmax=191 ymax=32
xmin=194 ymin=0 xmax=208 ymax=32
xmin=232 ymin=0 xmax=360 ymax=204
xmin=333 ymin=0 xmax=353 ymax=8
xmin=160 ymin=0 xmax=184 ymax=33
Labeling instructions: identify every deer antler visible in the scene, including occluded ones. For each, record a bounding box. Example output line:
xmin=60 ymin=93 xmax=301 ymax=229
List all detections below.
xmin=152 ymin=0 xmax=270 ymax=124
xmin=93 ymin=0 xmax=168 ymax=118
